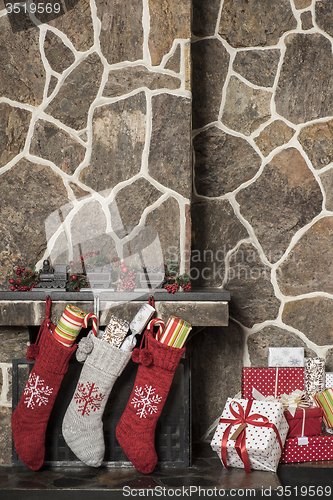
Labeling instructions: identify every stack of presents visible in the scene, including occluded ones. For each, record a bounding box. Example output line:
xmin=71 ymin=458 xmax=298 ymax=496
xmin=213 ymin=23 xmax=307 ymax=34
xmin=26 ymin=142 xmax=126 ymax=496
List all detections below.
xmin=211 ymin=348 xmax=333 ymax=472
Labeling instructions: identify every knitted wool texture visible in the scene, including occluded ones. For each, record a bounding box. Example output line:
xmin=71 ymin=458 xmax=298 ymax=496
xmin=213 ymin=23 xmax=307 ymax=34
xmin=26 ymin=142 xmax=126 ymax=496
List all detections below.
xmin=116 ymin=329 xmax=185 ymax=474
xmin=62 ymin=332 xmax=131 ymax=467
xmin=11 ymin=320 xmax=76 ymax=471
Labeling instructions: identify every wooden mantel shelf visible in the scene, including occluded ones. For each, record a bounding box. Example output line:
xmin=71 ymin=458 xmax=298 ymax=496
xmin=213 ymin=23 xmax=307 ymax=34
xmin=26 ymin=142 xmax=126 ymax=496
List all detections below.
xmin=0 ymin=288 xmax=230 ymax=327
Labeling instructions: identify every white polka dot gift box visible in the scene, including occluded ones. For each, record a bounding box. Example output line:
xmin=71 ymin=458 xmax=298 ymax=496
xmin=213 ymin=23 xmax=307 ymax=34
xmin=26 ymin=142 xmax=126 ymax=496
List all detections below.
xmin=242 ymin=367 xmax=305 ymax=400
xmin=210 ymin=398 xmax=289 ymax=472
xmin=280 ymin=432 xmax=333 ymax=463
xmin=325 ymin=372 xmax=333 ymax=390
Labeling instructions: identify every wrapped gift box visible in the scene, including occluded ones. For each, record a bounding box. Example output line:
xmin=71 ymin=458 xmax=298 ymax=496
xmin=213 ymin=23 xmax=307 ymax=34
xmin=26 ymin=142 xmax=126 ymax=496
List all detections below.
xmin=305 ymin=357 xmax=325 ymax=398
xmin=242 ymin=367 xmax=305 ymax=400
xmin=280 ymin=432 xmax=333 ymax=463
xmin=102 ymin=315 xmax=129 ymax=347
xmin=268 ymin=347 xmax=304 ymax=367
xmin=325 ymin=372 xmax=333 ymax=389
xmin=314 ymin=388 xmax=333 ymax=428
xmin=211 ymin=398 xmax=289 ymax=472
xmin=285 ymin=407 xmax=323 ymax=438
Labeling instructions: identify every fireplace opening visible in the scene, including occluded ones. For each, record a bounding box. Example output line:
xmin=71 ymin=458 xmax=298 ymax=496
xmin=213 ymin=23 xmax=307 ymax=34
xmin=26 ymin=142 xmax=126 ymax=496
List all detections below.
xmin=11 ymin=329 xmax=191 ymax=468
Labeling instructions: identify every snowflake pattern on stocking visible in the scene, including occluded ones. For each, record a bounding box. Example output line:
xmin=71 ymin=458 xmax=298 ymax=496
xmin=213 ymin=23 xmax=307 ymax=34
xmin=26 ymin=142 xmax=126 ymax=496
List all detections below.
xmin=23 ymin=373 xmax=54 ymax=409
xmin=131 ymin=384 xmax=162 ymax=418
xmin=74 ymin=381 xmax=105 ymax=416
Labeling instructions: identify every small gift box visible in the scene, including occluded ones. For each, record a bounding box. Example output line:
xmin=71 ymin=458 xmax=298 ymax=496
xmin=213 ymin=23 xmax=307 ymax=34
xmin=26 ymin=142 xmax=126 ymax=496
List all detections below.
xmin=305 ymin=357 xmax=325 ymax=398
xmin=54 ymin=304 xmax=97 ymax=346
xmin=129 ymin=304 xmax=155 ymax=336
xmin=242 ymin=367 xmax=305 ymax=400
xmin=314 ymin=388 xmax=333 ymax=428
xmin=284 ymin=407 xmax=323 ymax=438
xmin=211 ymin=398 xmax=289 ymax=472
xmin=159 ymin=315 xmax=192 ymax=348
xmin=268 ymin=347 xmax=304 ymax=367
xmin=102 ymin=315 xmax=129 ymax=347
xmin=325 ymin=372 xmax=333 ymax=389
xmin=280 ymin=432 xmax=333 ymax=463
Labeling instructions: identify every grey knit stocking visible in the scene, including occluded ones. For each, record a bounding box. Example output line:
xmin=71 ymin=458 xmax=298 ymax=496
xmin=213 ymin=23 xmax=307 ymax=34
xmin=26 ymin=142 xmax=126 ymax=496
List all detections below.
xmin=62 ymin=332 xmax=131 ymax=467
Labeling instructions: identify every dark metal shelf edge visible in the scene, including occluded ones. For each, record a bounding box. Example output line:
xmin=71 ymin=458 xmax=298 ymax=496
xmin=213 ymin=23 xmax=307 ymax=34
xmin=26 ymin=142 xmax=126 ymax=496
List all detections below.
xmin=0 ymin=288 xmax=230 ymax=302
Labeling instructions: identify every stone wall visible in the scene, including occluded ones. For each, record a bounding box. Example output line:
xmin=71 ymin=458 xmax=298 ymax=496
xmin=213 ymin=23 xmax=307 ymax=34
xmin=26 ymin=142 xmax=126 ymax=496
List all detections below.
xmin=0 ymin=0 xmax=191 ymax=285
xmin=191 ymin=0 xmax=333 ymax=440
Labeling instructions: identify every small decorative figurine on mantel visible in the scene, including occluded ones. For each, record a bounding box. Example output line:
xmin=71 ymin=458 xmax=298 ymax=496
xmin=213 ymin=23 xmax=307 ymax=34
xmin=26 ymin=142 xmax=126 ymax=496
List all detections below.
xmin=39 ymin=259 xmax=54 ymax=278
xmin=32 ymin=260 xmax=67 ymax=290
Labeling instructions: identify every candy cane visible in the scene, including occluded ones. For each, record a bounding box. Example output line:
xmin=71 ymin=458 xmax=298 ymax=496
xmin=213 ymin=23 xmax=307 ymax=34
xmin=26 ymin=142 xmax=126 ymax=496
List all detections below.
xmin=83 ymin=313 xmax=98 ymax=337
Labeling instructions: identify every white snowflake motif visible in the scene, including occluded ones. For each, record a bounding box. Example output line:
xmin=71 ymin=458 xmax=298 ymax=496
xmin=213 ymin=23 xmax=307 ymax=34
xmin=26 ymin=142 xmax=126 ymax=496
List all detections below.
xmin=131 ymin=384 xmax=162 ymax=418
xmin=274 ymin=357 xmax=284 ymax=367
xmin=23 ymin=372 xmax=54 ymax=409
xmin=290 ymin=357 xmax=302 ymax=367
xmin=74 ymin=381 xmax=105 ymax=416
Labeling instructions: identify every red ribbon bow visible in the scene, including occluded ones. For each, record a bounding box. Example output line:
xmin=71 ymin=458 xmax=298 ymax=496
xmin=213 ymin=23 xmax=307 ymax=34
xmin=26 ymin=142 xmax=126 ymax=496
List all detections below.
xmin=219 ymin=399 xmax=283 ymax=473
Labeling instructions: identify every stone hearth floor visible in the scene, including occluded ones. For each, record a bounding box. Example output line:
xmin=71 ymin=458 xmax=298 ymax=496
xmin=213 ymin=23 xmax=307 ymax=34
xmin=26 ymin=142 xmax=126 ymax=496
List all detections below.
xmin=1 ymin=444 xmax=333 ymax=499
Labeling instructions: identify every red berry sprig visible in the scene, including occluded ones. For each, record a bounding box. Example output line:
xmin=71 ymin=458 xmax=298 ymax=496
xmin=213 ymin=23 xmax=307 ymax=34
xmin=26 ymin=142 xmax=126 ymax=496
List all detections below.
xmin=9 ymin=266 xmax=38 ymax=291
xmin=164 ymin=279 xmax=191 ymax=293
xmin=164 ymin=283 xmax=179 ymax=294
xmin=118 ymin=264 xmax=137 ymax=291
xmin=15 ymin=266 xmax=25 ymax=277
xmin=182 ymin=283 xmax=191 ymax=292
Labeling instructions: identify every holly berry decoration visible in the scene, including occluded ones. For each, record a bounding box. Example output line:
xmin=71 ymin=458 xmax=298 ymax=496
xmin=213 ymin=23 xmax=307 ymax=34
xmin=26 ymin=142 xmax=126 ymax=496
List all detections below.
xmin=8 ymin=266 xmax=39 ymax=291
xmin=164 ymin=273 xmax=191 ymax=293
xmin=120 ymin=262 xmax=128 ymax=273
xmin=77 ymin=250 xmax=109 ymax=271
xmin=66 ymin=273 xmax=89 ymax=292
xmin=117 ymin=265 xmax=138 ymax=291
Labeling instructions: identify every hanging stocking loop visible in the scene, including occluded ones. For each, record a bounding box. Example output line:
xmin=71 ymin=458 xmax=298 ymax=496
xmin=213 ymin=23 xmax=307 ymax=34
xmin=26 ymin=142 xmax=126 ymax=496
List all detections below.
xmin=27 ymin=296 xmax=52 ymax=361
xmin=45 ymin=295 xmax=52 ymax=319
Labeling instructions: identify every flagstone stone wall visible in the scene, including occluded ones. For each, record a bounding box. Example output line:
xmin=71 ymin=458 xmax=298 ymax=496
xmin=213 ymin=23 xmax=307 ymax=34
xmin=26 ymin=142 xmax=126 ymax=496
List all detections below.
xmin=0 ymin=0 xmax=191 ymax=286
xmin=191 ymin=0 xmax=333 ymax=440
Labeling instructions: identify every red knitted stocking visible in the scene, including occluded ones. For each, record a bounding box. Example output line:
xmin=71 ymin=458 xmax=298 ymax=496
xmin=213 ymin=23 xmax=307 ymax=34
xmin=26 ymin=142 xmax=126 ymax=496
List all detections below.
xmin=116 ymin=326 xmax=185 ymax=474
xmin=11 ymin=298 xmax=76 ymax=470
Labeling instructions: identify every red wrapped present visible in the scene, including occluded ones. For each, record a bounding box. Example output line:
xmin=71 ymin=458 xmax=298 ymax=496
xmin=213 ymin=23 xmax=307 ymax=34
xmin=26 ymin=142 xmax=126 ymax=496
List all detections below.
xmin=280 ymin=432 xmax=333 ymax=463
xmin=242 ymin=367 xmax=305 ymax=400
xmin=285 ymin=407 xmax=323 ymax=438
